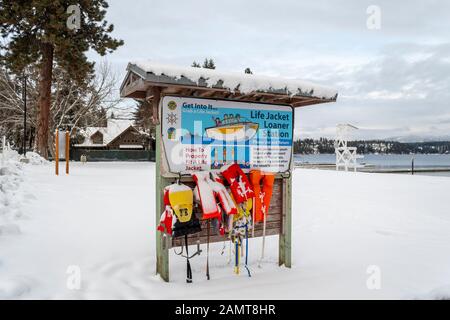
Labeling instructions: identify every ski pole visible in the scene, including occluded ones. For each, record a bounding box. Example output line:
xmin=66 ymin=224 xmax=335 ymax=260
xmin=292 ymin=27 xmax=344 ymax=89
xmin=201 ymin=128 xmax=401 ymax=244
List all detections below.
xmin=252 ymin=196 xmax=255 ymax=238
xmin=258 ymin=209 xmax=267 ymax=268
xmin=185 ymin=234 xmax=192 ymax=283
xmin=234 ymin=237 xmax=240 ymax=275
xmin=241 ymin=230 xmax=244 ymax=258
xmin=227 ymin=225 xmax=233 ymax=265
xmin=206 ymin=220 xmax=210 ymax=280
xmin=245 ymin=224 xmax=251 ymax=277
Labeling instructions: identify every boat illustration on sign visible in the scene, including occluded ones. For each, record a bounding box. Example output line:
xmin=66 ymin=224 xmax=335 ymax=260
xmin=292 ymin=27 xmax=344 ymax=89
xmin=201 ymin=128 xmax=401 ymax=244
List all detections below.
xmin=205 ymin=114 xmax=259 ymax=141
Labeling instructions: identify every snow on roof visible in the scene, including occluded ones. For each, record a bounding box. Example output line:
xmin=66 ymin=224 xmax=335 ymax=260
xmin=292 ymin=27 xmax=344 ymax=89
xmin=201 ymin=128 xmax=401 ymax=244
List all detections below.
xmin=119 ymin=145 xmax=144 ymax=149
xmin=75 ymin=119 xmax=135 ymax=147
xmin=127 ymin=61 xmax=338 ymax=100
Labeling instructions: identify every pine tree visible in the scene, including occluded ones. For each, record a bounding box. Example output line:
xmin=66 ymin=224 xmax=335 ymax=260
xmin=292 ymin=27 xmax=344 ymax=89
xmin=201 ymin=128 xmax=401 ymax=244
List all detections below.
xmin=191 ymin=61 xmax=201 ymax=68
xmin=134 ymin=101 xmax=153 ymax=130
xmin=208 ymin=59 xmax=216 ymax=69
xmin=244 ymin=68 xmax=253 ymax=74
xmin=202 ymin=58 xmax=216 ymax=69
xmin=133 ymin=100 xmax=155 ymax=150
xmin=0 ymin=1 xmax=123 ymax=158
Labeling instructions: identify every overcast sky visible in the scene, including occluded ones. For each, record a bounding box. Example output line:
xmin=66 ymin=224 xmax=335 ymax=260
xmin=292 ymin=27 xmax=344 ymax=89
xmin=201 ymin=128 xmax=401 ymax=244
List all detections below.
xmin=91 ymin=0 xmax=450 ymax=141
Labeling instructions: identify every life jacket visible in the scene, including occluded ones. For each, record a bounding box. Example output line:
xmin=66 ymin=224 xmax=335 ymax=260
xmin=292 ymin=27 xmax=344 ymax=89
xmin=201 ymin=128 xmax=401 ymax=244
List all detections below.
xmin=209 ymin=172 xmax=238 ymax=216
xmin=192 ymin=172 xmax=221 ymax=220
xmin=249 ymin=170 xmax=275 ymax=222
xmin=160 ymin=183 xmax=202 ymax=284
xmin=221 ymin=163 xmax=254 ymax=204
xmin=230 ymin=193 xmax=253 ymax=235
xmin=229 ymin=193 xmax=252 ymax=278
xmin=163 ymin=183 xmax=201 ymax=238
xmin=157 ymin=205 xmax=173 ymax=235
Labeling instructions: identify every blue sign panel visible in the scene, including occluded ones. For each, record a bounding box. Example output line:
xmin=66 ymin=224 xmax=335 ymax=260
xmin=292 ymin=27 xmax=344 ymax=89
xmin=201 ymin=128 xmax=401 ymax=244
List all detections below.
xmin=162 ymin=96 xmax=293 ymax=173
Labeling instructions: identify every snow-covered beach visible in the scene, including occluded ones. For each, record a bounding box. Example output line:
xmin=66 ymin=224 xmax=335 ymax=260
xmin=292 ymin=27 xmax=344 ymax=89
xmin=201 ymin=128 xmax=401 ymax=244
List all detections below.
xmin=1 ymin=158 xmax=450 ymax=299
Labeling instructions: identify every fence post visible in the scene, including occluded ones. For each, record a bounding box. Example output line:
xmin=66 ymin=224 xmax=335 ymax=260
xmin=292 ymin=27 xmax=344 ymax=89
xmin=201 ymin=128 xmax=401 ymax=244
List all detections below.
xmin=55 ymin=130 xmax=59 ymax=175
xmin=65 ymin=131 xmax=70 ymax=174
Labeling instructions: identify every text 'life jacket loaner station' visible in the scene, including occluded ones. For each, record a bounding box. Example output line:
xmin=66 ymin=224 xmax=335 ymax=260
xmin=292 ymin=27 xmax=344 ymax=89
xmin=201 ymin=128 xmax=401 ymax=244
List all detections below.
xmin=120 ymin=62 xmax=338 ymax=282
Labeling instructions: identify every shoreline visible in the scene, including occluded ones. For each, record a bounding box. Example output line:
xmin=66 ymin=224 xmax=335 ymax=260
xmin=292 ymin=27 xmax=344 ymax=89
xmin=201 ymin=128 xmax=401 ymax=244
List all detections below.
xmin=295 ymin=163 xmax=450 ymax=173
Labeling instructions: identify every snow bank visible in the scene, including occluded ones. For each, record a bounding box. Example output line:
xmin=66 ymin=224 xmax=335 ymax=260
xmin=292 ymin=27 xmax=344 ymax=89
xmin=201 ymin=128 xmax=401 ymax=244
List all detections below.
xmin=0 ymin=151 xmax=48 ymax=298
xmin=0 ymin=156 xmax=24 ymax=236
xmin=130 ymin=61 xmax=338 ymax=100
xmin=0 ymin=150 xmax=47 ymax=231
xmin=1 ymin=149 xmax=48 ymax=166
xmin=25 ymin=152 xmax=49 ymax=165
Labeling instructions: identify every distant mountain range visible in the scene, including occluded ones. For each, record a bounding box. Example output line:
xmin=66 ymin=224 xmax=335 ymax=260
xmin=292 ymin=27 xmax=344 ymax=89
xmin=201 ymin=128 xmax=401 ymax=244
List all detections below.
xmin=298 ymin=134 xmax=450 ymax=144
xmin=385 ymin=135 xmax=450 ymax=143
xmin=294 ymin=138 xmax=450 ymax=154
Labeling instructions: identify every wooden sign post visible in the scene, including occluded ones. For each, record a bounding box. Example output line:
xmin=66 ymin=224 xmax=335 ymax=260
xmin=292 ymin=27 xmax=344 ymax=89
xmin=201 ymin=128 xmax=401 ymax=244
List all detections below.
xmin=55 ymin=129 xmax=70 ymax=175
xmin=65 ymin=131 xmax=70 ymax=174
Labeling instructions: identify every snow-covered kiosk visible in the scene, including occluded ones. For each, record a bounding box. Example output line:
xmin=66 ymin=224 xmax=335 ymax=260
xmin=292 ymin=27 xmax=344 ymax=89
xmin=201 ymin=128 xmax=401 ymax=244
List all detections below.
xmin=120 ymin=61 xmax=337 ymax=282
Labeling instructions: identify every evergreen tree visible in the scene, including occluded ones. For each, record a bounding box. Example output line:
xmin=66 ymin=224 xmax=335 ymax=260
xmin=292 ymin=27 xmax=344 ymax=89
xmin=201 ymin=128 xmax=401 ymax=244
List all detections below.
xmin=133 ymin=100 xmax=152 ymax=131
xmin=0 ymin=0 xmax=123 ymax=158
xmin=191 ymin=61 xmax=201 ymax=68
xmin=202 ymin=58 xmax=216 ymax=69
xmin=133 ymin=100 xmax=155 ymax=150
xmin=244 ymin=67 xmax=253 ymax=74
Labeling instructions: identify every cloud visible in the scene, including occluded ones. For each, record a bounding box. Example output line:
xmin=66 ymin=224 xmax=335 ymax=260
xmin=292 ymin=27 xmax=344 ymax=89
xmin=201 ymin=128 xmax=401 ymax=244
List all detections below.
xmin=293 ymin=41 xmax=450 ymax=140
xmin=95 ymin=0 xmax=450 ymax=141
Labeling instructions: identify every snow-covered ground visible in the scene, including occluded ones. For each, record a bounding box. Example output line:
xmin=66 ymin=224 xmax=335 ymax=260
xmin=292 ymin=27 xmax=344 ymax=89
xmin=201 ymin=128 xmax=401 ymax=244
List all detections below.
xmin=1 ymin=159 xmax=450 ymax=299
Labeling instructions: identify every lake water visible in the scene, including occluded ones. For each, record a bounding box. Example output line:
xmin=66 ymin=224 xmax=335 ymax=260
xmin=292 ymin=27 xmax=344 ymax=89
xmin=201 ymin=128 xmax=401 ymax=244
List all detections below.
xmin=294 ymin=154 xmax=450 ymax=177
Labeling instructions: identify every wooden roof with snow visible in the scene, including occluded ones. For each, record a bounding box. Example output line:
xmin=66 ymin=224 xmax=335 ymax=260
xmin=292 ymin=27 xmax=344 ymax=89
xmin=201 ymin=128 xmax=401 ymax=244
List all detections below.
xmin=73 ymin=119 xmax=140 ymax=148
xmin=120 ymin=61 xmax=338 ymax=108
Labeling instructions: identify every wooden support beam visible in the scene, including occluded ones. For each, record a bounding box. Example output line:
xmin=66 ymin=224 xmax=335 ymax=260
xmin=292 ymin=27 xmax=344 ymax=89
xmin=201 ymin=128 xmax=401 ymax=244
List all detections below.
xmin=191 ymin=90 xmax=203 ymax=97
xmin=233 ymin=92 xmax=255 ymax=100
xmin=254 ymin=94 xmax=266 ymax=102
xmin=184 ymin=88 xmax=196 ymax=96
xmin=264 ymin=96 xmax=292 ymax=104
xmin=148 ymin=87 xmax=161 ymax=125
xmin=199 ymin=90 xmax=218 ymax=98
xmin=121 ymin=78 xmax=146 ymax=98
xmin=177 ymin=88 xmax=189 ymax=96
xmin=222 ymin=91 xmax=235 ymax=99
xmin=153 ymin=90 xmax=170 ymax=282
xmin=127 ymin=91 xmax=146 ymax=99
xmin=291 ymin=98 xmax=331 ymax=108
xmin=279 ymin=174 xmax=292 ymax=268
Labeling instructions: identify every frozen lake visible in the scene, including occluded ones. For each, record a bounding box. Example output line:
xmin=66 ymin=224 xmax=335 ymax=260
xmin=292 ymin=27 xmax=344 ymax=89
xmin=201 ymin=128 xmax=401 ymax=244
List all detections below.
xmin=295 ymin=154 xmax=450 ymax=177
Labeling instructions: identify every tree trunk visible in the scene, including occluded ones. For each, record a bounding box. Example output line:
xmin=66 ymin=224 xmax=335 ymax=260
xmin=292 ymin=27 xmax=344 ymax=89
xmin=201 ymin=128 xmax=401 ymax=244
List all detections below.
xmin=36 ymin=43 xmax=54 ymax=159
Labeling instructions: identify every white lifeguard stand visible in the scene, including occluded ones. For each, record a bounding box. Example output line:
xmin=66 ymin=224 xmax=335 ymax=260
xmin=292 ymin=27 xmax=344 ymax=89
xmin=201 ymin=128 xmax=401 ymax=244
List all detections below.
xmin=335 ymin=124 xmax=363 ymax=172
